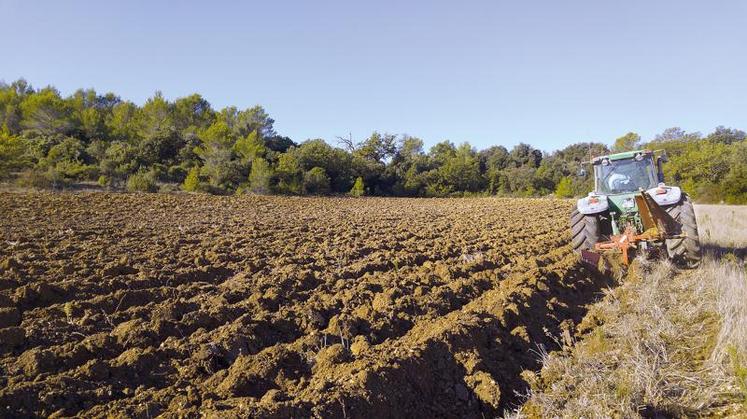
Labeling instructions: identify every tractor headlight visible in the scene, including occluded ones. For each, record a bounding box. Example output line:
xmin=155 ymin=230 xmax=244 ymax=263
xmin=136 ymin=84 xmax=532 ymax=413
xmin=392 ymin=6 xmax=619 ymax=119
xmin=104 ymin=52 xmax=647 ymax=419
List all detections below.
xmin=622 ymin=198 xmax=635 ymax=209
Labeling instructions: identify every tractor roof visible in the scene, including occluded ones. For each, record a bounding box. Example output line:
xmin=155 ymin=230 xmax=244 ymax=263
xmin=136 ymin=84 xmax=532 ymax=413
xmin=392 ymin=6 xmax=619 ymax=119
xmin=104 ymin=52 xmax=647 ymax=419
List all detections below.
xmin=592 ymin=149 xmax=652 ymax=164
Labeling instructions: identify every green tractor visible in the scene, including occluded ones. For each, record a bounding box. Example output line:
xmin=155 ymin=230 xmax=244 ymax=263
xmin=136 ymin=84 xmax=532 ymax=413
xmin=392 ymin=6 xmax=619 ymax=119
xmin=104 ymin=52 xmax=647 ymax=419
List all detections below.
xmin=570 ymin=149 xmax=701 ymax=267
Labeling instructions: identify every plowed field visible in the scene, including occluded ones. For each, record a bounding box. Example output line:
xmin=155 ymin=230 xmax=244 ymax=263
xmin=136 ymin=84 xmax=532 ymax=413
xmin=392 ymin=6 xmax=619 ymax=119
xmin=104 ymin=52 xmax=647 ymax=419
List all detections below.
xmin=0 ymin=193 xmax=610 ymax=418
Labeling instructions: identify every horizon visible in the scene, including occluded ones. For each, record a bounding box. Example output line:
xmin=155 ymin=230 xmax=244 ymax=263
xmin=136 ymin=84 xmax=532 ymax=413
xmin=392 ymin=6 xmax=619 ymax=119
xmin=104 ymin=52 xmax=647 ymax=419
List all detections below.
xmin=2 ymin=0 xmax=746 ymax=151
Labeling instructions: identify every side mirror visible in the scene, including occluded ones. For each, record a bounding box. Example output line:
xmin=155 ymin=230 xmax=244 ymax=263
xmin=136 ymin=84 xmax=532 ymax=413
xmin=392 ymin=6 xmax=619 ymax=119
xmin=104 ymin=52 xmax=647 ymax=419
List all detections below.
xmin=659 ymin=152 xmax=669 ymax=163
xmin=656 ymin=157 xmax=666 ymax=183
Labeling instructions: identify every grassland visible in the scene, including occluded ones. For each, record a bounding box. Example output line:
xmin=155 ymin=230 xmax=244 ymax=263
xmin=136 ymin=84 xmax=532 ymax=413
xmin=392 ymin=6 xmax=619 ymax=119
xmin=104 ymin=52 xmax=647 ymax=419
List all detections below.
xmin=515 ymin=204 xmax=747 ymax=418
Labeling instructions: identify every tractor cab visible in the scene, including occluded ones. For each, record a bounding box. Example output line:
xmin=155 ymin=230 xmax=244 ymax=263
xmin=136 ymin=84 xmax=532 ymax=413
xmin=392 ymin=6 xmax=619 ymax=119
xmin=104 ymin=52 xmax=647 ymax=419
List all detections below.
xmin=593 ymin=150 xmax=659 ymax=196
xmin=579 ymin=150 xmax=681 ymax=227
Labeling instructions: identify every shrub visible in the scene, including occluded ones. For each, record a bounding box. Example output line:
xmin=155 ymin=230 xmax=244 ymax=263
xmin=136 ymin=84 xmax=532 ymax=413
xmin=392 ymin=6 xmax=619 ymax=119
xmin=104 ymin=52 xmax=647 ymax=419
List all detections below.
xmin=182 ymin=166 xmax=201 ymax=192
xmin=126 ymin=170 xmax=158 ymax=193
xmin=0 ymin=134 xmax=31 ymax=179
xmin=248 ymin=158 xmax=272 ymax=194
xmin=167 ymin=165 xmax=188 ymax=183
xmin=303 ymin=167 xmax=331 ymax=195
xmin=555 ymin=176 xmax=574 ymax=198
xmin=16 ymin=169 xmax=55 ymax=189
xmin=349 ymin=177 xmax=365 ymax=197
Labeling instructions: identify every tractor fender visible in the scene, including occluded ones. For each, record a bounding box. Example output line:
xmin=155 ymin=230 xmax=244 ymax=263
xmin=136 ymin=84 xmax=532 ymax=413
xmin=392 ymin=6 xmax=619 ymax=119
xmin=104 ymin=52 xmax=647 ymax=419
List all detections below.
xmin=576 ymin=194 xmax=609 ymax=215
xmin=646 ymin=185 xmax=682 ymax=207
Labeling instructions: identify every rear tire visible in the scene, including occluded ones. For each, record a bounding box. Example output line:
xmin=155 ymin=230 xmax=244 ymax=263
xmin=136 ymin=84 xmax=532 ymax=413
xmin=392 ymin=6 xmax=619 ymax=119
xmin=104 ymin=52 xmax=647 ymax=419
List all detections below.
xmin=570 ymin=209 xmax=602 ymax=251
xmin=664 ymin=194 xmax=701 ymax=268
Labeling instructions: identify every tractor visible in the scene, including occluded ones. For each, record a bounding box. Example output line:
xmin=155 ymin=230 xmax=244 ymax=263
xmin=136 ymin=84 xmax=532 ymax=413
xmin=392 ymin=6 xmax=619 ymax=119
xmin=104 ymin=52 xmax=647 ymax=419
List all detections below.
xmin=570 ymin=149 xmax=701 ymax=267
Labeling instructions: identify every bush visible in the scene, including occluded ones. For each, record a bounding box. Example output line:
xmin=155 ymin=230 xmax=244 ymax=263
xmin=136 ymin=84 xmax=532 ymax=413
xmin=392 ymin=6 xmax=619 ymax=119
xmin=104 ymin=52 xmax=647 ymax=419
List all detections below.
xmin=167 ymin=165 xmax=188 ymax=183
xmin=303 ymin=167 xmax=330 ymax=195
xmin=126 ymin=170 xmax=158 ymax=193
xmin=182 ymin=166 xmax=201 ymax=192
xmin=248 ymin=158 xmax=272 ymax=194
xmin=555 ymin=177 xmax=574 ymax=198
xmin=0 ymin=134 xmax=31 ymax=179
xmin=16 ymin=169 xmax=55 ymax=189
xmin=350 ymin=176 xmax=365 ymax=197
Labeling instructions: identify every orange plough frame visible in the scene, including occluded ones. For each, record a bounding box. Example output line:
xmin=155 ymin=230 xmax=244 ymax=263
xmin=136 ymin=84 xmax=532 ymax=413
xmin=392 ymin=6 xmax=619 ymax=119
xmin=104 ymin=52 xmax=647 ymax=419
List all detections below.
xmin=592 ymin=192 xmax=681 ymax=265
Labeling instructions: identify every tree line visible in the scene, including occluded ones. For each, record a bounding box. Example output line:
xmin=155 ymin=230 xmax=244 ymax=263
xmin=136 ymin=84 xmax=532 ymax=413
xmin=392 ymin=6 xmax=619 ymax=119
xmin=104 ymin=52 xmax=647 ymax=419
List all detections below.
xmin=1 ymin=79 xmax=745 ymax=203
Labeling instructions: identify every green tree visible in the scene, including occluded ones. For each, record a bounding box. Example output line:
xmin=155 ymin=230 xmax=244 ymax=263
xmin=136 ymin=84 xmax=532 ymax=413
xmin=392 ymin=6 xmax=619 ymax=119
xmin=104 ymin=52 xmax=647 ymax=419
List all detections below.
xmin=39 ymin=137 xmax=97 ymax=182
xmin=438 ymin=143 xmax=482 ymax=193
xmin=248 ymin=157 xmax=272 ymax=194
xmin=274 ymin=151 xmax=303 ymax=194
xmin=137 ymin=91 xmax=174 ymax=138
xmin=555 ymin=176 xmax=574 ymax=198
xmin=706 ymin=126 xmax=745 ymax=145
xmin=0 ymin=79 xmax=32 ymax=134
xmin=106 ymin=101 xmax=140 ymax=142
xmin=509 ymin=143 xmax=542 ymax=168
xmin=429 ymin=141 xmax=457 ymax=166
xmin=721 ymin=142 xmax=747 ymax=204
xmin=0 ymin=133 xmax=30 ymax=179
xmin=194 ymin=120 xmax=240 ymax=190
xmin=479 ymin=145 xmax=510 ymax=194
xmin=182 ymin=166 xmax=201 ymax=192
xmin=303 ymin=166 xmax=331 ymax=194
xmin=234 ymin=130 xmax=266 ymax=164
xmin=350 ymin=176 xmax=365 ymax=196
xmin=99 ymin=141 xmax=139 ymax=186
xmin=612 ymin=132 xmax=641 ymax=152
xmin=293 ymin=139 xmax=354 ymax=192
xmin=220 ymin=105 xmax=275 ymax=138
xmin=126 ymin=170 xmax=158 ymax=192
xmin=173 ymin=94 xmax=214 ymax=133
xmin=20 ymin=87 xmax=74 ymax=135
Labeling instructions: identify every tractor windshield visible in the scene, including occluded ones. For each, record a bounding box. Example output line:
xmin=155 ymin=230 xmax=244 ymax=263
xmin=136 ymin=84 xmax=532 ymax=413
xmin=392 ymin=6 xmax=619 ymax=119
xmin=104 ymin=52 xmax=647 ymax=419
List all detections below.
xmin=595 ymin=156 xmax=657 ymax=194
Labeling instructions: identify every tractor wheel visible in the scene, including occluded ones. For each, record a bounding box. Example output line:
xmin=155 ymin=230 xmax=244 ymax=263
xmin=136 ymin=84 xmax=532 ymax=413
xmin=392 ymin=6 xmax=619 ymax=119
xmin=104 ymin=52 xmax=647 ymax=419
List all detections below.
xmin=570 ymin=209 xmax=601 ymax=252
xmin=664 ymin=194 xmax=702 ymax=268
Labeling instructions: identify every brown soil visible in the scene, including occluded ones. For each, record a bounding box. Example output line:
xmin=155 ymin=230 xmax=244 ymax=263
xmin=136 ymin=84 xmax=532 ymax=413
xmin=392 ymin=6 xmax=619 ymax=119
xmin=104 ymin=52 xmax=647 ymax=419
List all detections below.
xmin=0 ymin=192 xmax=611 ymax=418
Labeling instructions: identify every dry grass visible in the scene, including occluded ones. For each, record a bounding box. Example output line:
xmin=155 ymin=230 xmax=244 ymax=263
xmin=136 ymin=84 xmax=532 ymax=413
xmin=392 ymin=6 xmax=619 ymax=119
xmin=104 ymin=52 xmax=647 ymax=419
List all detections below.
xmin=695 ymin=204 xmax=747 ymax=250
xmin=512 ymin=205 xmax=747 ymax=418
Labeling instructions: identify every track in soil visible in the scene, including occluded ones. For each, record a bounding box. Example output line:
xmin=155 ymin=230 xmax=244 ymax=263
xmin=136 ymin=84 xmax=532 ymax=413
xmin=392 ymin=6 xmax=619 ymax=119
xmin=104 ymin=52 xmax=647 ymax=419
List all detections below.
xmin=0 ymin=193 xmax=612 ymax=418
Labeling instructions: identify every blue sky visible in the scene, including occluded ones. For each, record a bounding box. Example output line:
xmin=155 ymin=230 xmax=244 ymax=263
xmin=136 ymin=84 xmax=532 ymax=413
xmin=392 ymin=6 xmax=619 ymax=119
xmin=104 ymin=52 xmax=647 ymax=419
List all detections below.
xmin=1 ymin=0 xmax=745 ymax=151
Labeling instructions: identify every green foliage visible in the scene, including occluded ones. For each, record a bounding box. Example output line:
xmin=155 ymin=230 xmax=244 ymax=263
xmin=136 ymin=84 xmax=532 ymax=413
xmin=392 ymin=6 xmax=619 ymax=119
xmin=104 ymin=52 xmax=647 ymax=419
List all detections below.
xmin=438 ymin=143 xmax=482 ymax=193
xmin=126 ymin=170 xmax=158 ymax=193
xmin=274 ymin=152 xmax=303 ymax=194
xmin=721 ymin=142 xmax=747 ymax=204
xmin=350 ymin=177 xmax=365 ymax=197
xmin=234 ymin=130 xmax=266 ymax=163
xmin=303 ymin=167 xmax=331 ymax=194
xmin=0 ymin=133 xmax=30 ymax=179
xmin=612 ymin=132 xmax=641 ymax=153
xmin=1 ymin=80 xmax=745 ymax=200
xmin=194 ymin=121 xmax=241 ymax=191
xmin=248 ymin=158 xmax=272 ymax=194
xmin=182 ymin=166 xmax=201 ymax=192
xmin=555 ymin=177 xmax=574 ymax=198
xmin=19 ymin=87 xmax=73 ymax=135
xmin=99 ymin=142 xmax=138 ymax=186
